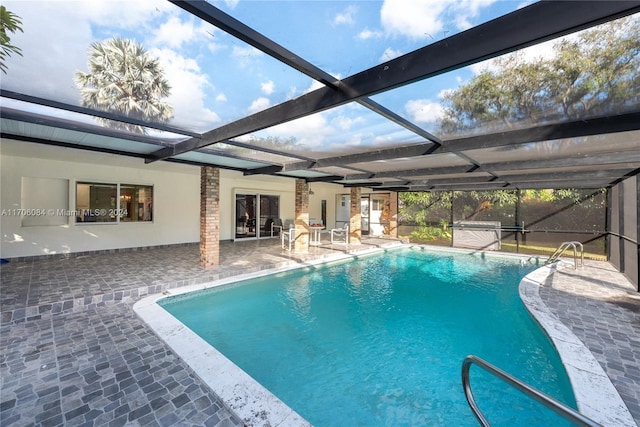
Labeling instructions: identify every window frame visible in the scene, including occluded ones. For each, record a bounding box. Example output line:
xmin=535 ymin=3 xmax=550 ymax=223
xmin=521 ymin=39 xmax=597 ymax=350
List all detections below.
xmin=74 ymin=181 xmax=154 ymax=225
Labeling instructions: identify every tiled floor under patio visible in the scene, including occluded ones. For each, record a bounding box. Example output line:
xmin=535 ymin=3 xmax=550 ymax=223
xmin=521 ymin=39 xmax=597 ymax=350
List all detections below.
xmin=1 ymin=238 xmax=639 ymax=426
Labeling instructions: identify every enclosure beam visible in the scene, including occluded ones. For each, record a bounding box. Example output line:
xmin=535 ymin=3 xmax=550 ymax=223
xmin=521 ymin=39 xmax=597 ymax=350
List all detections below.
xmin=147 ymin=1 xmax=640 ymax=163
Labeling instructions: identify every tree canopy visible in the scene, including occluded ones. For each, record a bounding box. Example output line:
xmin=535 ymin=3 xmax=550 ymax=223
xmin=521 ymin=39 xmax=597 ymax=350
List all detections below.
xmin=399 ymin=17 xmax=637 ymax=229
xmin=0 ymin=5 xmax=23 ymax=74
xmin=439 ymin=16 xmax=640 ymax=134
xmin=75 ymin=37 xmax=173 ymax=134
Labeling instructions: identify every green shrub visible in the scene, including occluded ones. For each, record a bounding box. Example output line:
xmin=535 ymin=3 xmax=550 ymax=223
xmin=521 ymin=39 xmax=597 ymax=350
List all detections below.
xmin=410 ymin=225 xmax=451 ymax=242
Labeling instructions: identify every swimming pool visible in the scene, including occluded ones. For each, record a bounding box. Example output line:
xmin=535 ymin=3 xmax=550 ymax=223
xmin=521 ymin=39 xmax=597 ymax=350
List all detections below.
xmin=158 ymin=247 xmax=577 ymax=426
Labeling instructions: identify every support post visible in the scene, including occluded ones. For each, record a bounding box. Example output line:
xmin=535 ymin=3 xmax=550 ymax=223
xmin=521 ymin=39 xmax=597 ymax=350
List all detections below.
xmin=350 ymin=187 xmax=362 ymax=244
xmin=636 ymin=176 xmax=640 ymax=291
xmin=294 ymin=179 xmax=310 ymax=253
xmin=200 ymin=166 xmax=220 ymax=267
xmin=388 ymin=191 xmax=398 ymax=238
xmin=515 ymin=189 xmax=522 ymax=253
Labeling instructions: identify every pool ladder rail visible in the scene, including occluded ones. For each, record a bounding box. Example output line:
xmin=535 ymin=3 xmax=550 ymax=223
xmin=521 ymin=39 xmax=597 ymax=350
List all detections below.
xmin=462 ymin=355 xmax=601 ymax=427
xmin=546 ymin=241 xmax=584 ymax=269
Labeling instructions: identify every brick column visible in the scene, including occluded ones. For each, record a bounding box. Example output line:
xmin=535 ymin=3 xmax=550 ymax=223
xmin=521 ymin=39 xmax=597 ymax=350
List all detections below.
xmin=294 ymin=179 xmax=309 ymax=253
xmin=200 ymin=166 xmax=220 ymax=268
xmin=350 ymin=187 xmax=361 ymax=244
xmin=389 ymin=191 xmax=398 ymax=238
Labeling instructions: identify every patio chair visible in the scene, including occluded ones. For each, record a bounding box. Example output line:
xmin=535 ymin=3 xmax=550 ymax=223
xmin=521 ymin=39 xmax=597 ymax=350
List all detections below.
xmin=281 ymin=223 xmax=295 ymax=250
xmin=270 ymin=218 xmax=283 ymax=237
xmin=330 ymin=223 xmax=349 ymax=244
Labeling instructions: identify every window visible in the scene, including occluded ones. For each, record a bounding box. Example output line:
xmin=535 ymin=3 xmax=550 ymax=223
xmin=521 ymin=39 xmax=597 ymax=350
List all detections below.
xmin=76 ymin=182 xmax=117 ymax=223
xmin=120 ymin=184 xmax=153 ymax=222
xmin=76 ymin=182 xmax=152 ymax=223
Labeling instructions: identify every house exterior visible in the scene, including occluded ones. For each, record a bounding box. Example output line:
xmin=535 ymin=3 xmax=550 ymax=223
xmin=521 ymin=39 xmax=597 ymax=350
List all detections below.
xmin=1 ymin=138 xmax=396 ymax=260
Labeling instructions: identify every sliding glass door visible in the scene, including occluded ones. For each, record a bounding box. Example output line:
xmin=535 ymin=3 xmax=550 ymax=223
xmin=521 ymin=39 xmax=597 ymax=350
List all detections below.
xmin=235 ymin=193 xmax=280 ymax=240
xmin=235 ymin=194 xmax=257 ymax=239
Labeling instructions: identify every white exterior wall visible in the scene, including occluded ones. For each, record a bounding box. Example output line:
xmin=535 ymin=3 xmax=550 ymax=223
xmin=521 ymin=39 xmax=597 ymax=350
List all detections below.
xmin=1 ymin=140 xmax=200 ymax=258
xmin=308 ymin=183 xmax=339 ymax=229
xmin=1 ymin=139 xmax=348 ymax=258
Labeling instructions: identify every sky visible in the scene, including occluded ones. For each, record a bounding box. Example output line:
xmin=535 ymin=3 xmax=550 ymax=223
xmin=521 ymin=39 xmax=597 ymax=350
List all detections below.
xmin=2 ymin=0 xmax=573 ymax=156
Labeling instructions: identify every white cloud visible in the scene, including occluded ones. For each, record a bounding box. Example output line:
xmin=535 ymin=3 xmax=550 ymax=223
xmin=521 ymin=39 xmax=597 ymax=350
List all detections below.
xmin=380 ymin=0 xmax=448 ymax=39
xmin=286 ymin=86 xmax=301 ymax=100
xmin=231 ymin=45 xmax=264 ymax=67
xmin=261 ymin=80 xmax=275 ymax=95
xmin=74 ymin=0 xmax=174 ymax=29
xmin=287 ymin=74 xmax=342 ymax=100
xmin=438 ymin=88 xmax=454 ymax=99
xmin=205 ymin=34 xmax=226 ymax=54
xmin=405 ymin=99 xmax=444 ymax=123
xmin=333 ymin=115 xmax=365 ymax=131
xmin=153 ymin=16 xmax=195 ymax=48
xmin=380 ymin=0 xmax=496 ymax=39
xmin=334 ymin=5 xmax=358 ymax=25
xmin=304 ymin=79 xmax=327 ymax=95
xmin=1 ymin=1 xmax=95 ymax=104
xmin=248 ymin=97 xmax=271 ymax=114
xmin=516 ymin=1 xmax=536 ymax=10
xmin=265 ymin=114 xmax=334 ymax=149
xmin=518 ymin=39 xmax=561 ymax=62
xmin=153 ymin=48 xmax=221 ymax=130
xmin=454 ymin=0 xmax=496 ymax=30
xmin=342 ymin=133 xmax=364 ymax=148
xmin=152 ymin=16 xmax=215 ymax=49
xmin=380 ymin=47 xmax=403 ymax=62
xmin=224 ymin=0 xmax=240 ymax=9
xmin=216 ymin=93 xmax=228 ymax=102
xmin=470 ymin=37 xmax=561 ymax=75
xmin=358 ymin=29 xmax=383 ymax=40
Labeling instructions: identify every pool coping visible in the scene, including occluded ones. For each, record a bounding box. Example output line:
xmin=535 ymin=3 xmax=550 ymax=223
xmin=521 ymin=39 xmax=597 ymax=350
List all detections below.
xmin=134 ymin=249 xmax=367 ymax=426
xmin=519 ymin=261 xmax=635 ymax=427
xmin=133 ymin=245 xmax=634 ymax=427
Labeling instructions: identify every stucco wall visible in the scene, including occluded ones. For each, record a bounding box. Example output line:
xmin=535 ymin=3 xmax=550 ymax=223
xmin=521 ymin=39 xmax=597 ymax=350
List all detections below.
xmin=1 ymin=139 xmax=351 ymax=258
xmin=1 ymin=140 xmax=201 ymax=258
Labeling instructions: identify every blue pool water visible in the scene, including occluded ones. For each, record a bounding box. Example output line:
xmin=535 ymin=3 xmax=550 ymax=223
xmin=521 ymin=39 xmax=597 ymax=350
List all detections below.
xmin=161 ymin=248 xmax=576 ymax=426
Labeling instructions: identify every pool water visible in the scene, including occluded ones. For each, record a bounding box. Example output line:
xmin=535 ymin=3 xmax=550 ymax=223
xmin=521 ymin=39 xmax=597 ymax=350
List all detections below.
xmin=161 ymin=248 xmax=577 ymax=426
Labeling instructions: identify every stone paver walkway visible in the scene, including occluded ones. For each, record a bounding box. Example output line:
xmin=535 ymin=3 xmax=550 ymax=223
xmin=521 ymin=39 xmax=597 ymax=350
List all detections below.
xmin=1 ymin=239 xmax=639 ymax=426
xmin=540 ymin=260 xmax=640 ymax=425
xmin=0 ymin=238 xmax=400 ymax=426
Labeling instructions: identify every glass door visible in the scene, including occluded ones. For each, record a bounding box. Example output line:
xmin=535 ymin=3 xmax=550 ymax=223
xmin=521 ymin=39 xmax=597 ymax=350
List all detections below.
xmin=335 ymin=194 xmax=372 ymax=234
xmin=361 ymin=196 xmax=370 ymax=235
xmin=235 ymin=194 xmax=257 ymax=239
xmin=259 ymin=195 xmax=280 ymax=238
xmin=235 ymin=193 xmax=280 ymax=240
xmin=369 ymin=193 xmax=390 ymax=236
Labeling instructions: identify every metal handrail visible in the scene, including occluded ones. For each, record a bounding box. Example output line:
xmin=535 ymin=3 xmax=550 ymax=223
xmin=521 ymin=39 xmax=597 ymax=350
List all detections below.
xmin=546 ymin=241 xmax=584 ymax=269
xmin=462 ymin=355 xmax=601 ymax=427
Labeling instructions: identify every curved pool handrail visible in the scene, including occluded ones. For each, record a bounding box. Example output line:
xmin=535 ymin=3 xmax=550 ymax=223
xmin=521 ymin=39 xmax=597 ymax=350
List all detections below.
xmin=546 ymin=241 xmax=584 ymax=269
xmin=461 ymin=355 xmax=601 ymax=427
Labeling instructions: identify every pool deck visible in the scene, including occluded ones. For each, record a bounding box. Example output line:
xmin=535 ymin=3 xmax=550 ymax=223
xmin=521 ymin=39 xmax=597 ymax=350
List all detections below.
xmin=1 ymin=238 xmax=639 ymax=426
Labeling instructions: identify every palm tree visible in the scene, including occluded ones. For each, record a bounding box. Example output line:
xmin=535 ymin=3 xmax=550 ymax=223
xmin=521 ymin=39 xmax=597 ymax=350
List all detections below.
xmin=75 ymin=37 xmax=173 ymax=134
xmin=0 ymin=5 xmax=24 ymax=74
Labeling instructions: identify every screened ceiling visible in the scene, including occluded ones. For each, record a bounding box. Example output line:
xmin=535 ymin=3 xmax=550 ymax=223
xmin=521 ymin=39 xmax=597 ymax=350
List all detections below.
xmin=1 ymin=0 xmax=639 ymax=191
